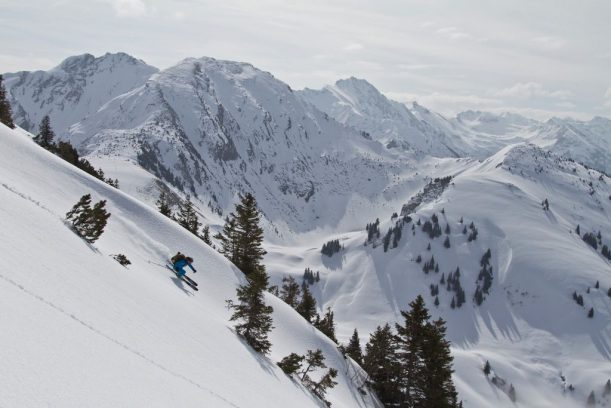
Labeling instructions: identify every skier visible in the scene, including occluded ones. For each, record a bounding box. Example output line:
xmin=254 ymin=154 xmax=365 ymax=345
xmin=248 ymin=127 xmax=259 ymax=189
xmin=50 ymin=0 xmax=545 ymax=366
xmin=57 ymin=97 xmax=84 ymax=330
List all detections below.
xmin=171 ymin=252 xmax=197 ymax=277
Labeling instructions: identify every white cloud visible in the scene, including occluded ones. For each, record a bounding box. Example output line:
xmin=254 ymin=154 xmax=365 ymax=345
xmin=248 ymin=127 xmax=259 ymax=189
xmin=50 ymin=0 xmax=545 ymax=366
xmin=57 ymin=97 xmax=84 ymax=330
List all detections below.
xmin=556 ymin=101 xmax=576 ymax=109
xmin=605 ymin=87 xmax=611 ymax=99
xmin=532 ymin=36 xmax=566 ymax=50
xmin=0 ymin=54 xmax=55 ymax=73
xmin=110 ymin=0 xmax=148 ymax=18
xmin=385 ymin=91 xmax=502 ymax=116
xmin=496 ymin=82 xmax=572 ymax=100
xmin=435 ymin=26 xmax=471 ymax=41
xmin=343 ymin=43 xmax=363 ymax=52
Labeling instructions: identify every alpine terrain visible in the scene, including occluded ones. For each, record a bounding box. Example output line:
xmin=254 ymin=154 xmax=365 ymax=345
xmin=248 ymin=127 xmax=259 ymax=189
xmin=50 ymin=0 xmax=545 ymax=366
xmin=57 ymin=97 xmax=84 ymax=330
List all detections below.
xmin=1 ymin=52 xmax=610 ymax=408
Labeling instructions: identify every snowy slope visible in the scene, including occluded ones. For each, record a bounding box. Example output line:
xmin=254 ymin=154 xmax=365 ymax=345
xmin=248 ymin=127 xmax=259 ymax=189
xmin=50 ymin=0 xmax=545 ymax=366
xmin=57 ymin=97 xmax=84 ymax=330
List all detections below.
xmin=4 ymin=52 xmax=158 ymax=136
xmin=0 ymin=123 xmax=379 ymax=408
xmin=265 ymin=143 xmax=611 ymax=408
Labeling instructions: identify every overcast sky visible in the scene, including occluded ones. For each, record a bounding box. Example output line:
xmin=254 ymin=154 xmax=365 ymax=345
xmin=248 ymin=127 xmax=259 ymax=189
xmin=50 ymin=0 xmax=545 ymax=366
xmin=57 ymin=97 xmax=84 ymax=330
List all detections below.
xmin=1 ymin=0 xmax=610 ymax=120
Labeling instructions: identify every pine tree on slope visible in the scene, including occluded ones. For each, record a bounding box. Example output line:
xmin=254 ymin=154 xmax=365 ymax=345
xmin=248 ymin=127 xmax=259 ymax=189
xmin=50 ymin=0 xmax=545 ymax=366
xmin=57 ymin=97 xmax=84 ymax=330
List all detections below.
xmin=177 ymin=196 xmax=200 ymax=235
xmin=345 ymin=328 xmax=363 ymax=365
xmin=362 ymin=324 xmax=401 ymax=405
xmin=279 ymin=276 xmax=301 ymax=308
xmin=34 ymin=115 xmax=55 ymax=150
xmin=314 ymin=307 xmax=338 ymax=343
xmin=156 ymin=191 xmax=172 ymax=218
xmin=420 ymin=318 xmax=458 ymax=408
xmin=0 ymin=75 xmax=15 ymax=129
xmin=227 ymin=269 xmax=274 ymax=354
xmin=216 ymin=193 xmax=267 ymax=276
xmin=296 ymin=283 xmax=317 ymax=322
xmin=201 ymin=225 xmax=212 ymax=245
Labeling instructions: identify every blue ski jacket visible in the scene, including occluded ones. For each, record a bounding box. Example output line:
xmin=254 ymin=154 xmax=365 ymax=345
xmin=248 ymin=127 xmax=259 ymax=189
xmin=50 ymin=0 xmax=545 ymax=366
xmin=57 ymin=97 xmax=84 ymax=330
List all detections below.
xmin=173 ymin=259 xmax=196 ymax=277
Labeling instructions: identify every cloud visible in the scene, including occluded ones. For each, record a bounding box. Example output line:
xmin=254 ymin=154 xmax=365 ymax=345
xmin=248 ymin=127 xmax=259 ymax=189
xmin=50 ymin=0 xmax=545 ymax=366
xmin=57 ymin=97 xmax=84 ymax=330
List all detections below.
xmin=110 ymin=0 xmax=148 ymax=17
xmin=435 ymin=26 xmax=471 ymax=41
xmin=556 ymin=101 xmax=576 ymax=109
xmin=532 ymin=36 xmax=566 ymax=50
xmin=0 ymin=54 xmax=56 ymax=73
xmin=384 ymin=91 xmax=502 ymax=116
xmin=343 ymin=43 xmax=364 ymax=52
xmin=604 ymin=87 xmax=611 ymax=108
xmin=496 ymin=82 xmax=572 ymax=100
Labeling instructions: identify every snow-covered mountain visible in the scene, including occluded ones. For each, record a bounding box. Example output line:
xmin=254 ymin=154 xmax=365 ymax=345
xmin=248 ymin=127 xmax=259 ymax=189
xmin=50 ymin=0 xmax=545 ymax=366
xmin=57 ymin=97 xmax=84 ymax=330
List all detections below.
xmin=4 ymin=52 xmax=158 ymax=135
xmin=299 ymin=78 xmax=611 ymax=174
xmin=299 ymin=78 xmax=467 ymax=157
xmin=62 ymin=57 xmax=413 ymax=236
xmin=0 ymin=122 xmax=379 ymax=408
xmin=266 ymin=142 xmax=611 ymax=407
xmin=531 ymin=116 xmax=611 ymax=175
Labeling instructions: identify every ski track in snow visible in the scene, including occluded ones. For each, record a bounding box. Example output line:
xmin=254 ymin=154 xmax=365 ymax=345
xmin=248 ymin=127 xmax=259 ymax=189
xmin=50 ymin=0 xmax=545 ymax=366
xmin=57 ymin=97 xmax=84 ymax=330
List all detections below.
xmin=0 ymin=271 xmax=241 ymax=408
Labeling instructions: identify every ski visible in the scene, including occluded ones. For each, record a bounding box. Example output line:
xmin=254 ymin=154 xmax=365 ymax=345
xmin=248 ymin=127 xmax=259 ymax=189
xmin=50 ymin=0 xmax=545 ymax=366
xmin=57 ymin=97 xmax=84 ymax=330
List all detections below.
xmin=166 ymin=265 xmax=199 ymax=291
xmin=180 ymin=276 xmax=199 ymax=291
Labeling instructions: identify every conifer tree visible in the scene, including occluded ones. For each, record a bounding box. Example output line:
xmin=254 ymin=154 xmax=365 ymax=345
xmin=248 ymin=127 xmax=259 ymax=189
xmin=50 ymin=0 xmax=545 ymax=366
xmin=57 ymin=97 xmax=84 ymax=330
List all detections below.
xmin=65 ymin=194 xmax=110 ymax=244
xmin=35 ymin=115 xmax=55 ymax=150
xmin=227 ymin=268 xmax=274 ymax=354
xmin=300 ymin=349 xmax=326 ymax=381
xmin=588 ymin=307 xmax=594 ymax=318
xmin=277 ymin=353 xmax=305 ymax=375
xmin=296 ymin=283 xmax=317 ymax=322
xmin=483 ymin=360 xmax=491 ymax=376
xmin=177 ymin=196 xmax=200 ymax=235
xmin=508 ymin=383 xmax=516 ymax=402
xmin=156 ymin=191 xmax=172 ymax=218
xmin=217 ymin=193 xmax=267 ymax=276
xmin=311 ymin=368 xmax=338 ymax=406
xmin=314 ymin=307 xmax=338 ymax=343
xmin=394 ymin=295 xmax=431 ymax=406
xmin=604 ymin=379 xmax=611 ymax=396
xmin=201 ymin=225 xmax=212 ymax=245
xmin=587 ymin=390 xmax=595 ymax=406
xmin=421 ymin=318 xmax=458 ymax=407
xmin=345 ymin=328 xmax=363 ymax=365
xmin=215 ymin=216 xmax=238 ymax=263
xmin=280 ymin=276 xmax=301 ymax=308
xmin=0 ymin=74 xmax=15 ymax=129
xmin=363 ymin=324 xmax=401 ymax=405
xmin=299 ymin=349 xmax=338 ymax=407
xmin=443 ymin=236 xmax=451 ymax=248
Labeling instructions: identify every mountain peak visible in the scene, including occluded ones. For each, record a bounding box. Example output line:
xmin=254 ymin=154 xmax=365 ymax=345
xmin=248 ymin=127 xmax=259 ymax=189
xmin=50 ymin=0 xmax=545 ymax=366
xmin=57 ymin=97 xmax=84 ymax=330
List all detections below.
xmin=56 ymin=52 xmax=154 ymax=73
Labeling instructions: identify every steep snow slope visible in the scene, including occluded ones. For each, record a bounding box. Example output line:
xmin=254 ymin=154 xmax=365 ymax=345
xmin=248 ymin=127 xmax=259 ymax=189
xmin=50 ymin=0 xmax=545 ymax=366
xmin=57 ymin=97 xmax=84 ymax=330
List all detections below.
xmin=65 ymin=57 xmax=412 ymax=236
xmin=0 ymin=123 xmax=379 ymax=408
xmin=266 ymin=143 xmax=611 ymax=408
xmin=4 ymin=53 xmax=158 ymax=135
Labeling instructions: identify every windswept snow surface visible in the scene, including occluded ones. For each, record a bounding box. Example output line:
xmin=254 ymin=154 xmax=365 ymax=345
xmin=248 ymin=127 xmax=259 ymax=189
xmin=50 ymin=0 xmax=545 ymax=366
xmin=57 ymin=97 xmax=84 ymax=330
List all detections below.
xmin=0 ymin=124 xmax=379 ymax=408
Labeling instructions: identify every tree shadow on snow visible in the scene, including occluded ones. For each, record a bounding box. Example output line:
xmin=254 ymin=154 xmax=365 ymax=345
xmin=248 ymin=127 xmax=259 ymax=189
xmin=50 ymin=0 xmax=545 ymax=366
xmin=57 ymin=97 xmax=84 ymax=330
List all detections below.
xmin=225 ymin=326 xmax=279 ymax=378
xmin=321 ymin=253 xmax=345 ymax=270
